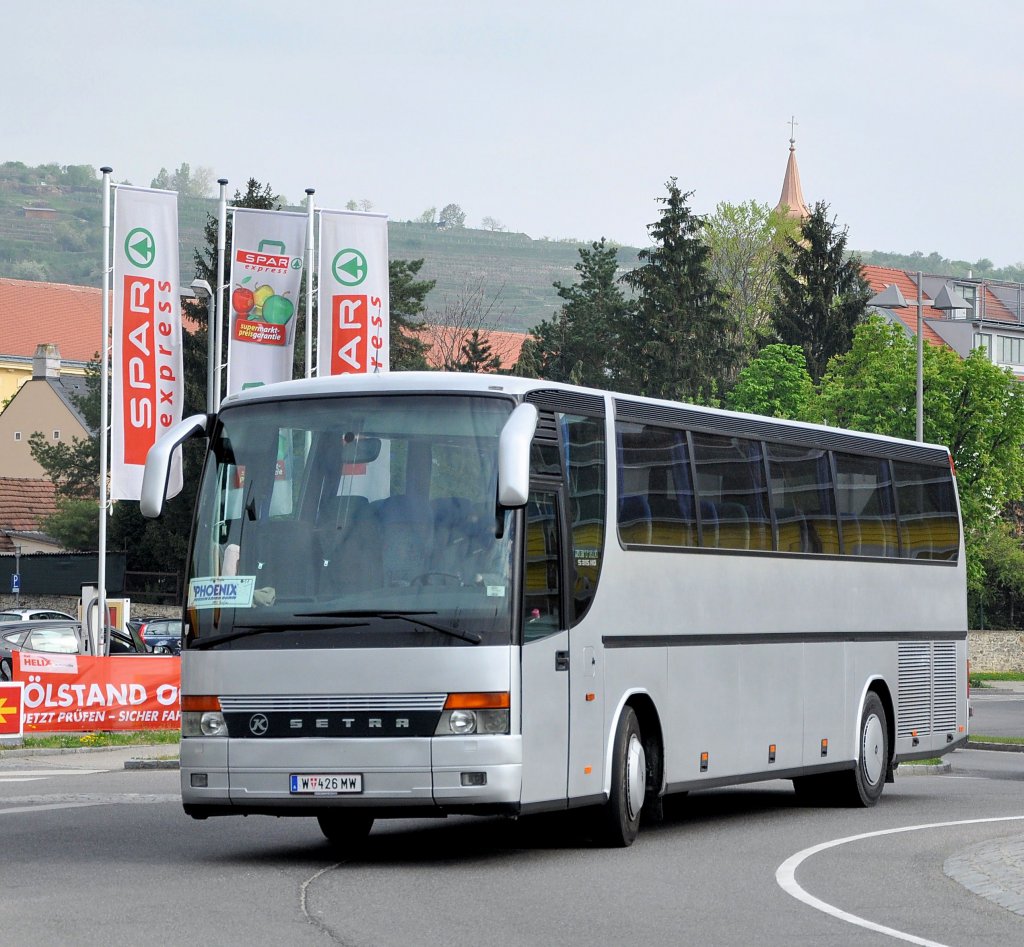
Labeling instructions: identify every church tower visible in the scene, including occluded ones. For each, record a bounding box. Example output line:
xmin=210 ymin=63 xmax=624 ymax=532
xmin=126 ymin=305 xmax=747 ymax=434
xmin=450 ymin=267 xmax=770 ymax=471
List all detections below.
xmin=775 ymin=117 xmax=810 ymax=220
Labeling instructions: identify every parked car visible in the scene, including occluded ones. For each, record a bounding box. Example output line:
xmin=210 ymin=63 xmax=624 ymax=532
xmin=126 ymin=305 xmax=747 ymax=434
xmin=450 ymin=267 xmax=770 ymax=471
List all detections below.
xmin=128 ymin=617 xmax=183 ymax=655
xmin=0 ymin=619 xmax=170 ymax=681
xmin=0 ymin=608 xmax=75 ymax=622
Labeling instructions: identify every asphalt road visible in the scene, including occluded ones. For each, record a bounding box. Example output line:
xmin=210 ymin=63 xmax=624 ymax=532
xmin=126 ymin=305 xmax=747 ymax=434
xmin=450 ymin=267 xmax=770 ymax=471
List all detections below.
xmin=970 ymin=684 xmax=1024 ymax=740
xmin=1 ymin=732 xmax=1023 ymax=947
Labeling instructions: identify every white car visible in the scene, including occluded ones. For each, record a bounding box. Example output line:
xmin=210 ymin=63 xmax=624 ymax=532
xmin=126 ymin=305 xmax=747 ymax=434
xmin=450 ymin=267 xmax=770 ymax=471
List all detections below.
xmin=0 ymin=608 xmax=75 ymax=622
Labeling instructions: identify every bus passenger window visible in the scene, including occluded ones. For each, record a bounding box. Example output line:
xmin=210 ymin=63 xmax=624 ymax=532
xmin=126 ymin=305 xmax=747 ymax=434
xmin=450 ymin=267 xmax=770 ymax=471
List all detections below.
xmin=766 ymin=443 xmax=839 ymax=555
xmin=523 ymin=493 xmax=562 ymax=642
xmin=892 ymin=460 xmax=959 ymax=560
xmin=834 ymin=454 xmax=898 ymax=558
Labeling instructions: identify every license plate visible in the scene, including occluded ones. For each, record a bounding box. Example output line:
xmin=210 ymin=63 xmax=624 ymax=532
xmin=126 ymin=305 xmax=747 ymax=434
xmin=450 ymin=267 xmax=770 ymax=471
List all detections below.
xmin=290 ymin=773 xmax=363 ymax=794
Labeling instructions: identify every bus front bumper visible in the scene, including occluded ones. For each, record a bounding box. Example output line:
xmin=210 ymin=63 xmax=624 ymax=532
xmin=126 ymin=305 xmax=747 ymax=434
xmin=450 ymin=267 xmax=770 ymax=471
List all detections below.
xmin=180 ymin=735 xmax=524 ymax=816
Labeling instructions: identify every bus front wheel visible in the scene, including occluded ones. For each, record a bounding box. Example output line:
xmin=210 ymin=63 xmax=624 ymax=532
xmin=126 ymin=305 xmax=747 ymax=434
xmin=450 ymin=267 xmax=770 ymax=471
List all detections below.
xmin=597 ymin=706 xmax=646 ymax=847
xmin=317 ymin=812 xmax=374 ymax=846
xmin=838 ymin=692 xmax=889 ymax=807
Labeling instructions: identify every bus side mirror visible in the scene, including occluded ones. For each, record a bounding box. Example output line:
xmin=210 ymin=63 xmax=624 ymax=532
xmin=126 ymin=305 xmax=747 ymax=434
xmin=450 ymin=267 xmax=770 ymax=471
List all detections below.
xmin=497 ymin=403 xmax=538 ymax=508
xmin=141 ymin=413 xmax=210 ymax=518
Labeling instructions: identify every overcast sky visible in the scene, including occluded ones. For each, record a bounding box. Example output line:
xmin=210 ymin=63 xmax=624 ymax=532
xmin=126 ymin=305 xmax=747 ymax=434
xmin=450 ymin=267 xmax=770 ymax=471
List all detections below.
xmin=7 ymin=1 xmax=1023 ymax=266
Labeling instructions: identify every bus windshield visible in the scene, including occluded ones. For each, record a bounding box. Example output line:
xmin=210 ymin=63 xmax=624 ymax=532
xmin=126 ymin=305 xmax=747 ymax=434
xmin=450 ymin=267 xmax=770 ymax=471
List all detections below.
xmin=186 ymin=393 xmax=517 ymax=649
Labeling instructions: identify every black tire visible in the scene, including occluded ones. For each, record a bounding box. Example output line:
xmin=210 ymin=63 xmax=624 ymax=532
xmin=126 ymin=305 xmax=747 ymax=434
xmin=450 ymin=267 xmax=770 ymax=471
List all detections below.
xmin=835 ymin=692 xmax=889 ymax=807
xmin=316 ymin=811 xmax=374 ymax=846
xmin=597 ymin=706 xmax=646 ymax=847
xmin=0 ymin=657 xmax=11 ymax=682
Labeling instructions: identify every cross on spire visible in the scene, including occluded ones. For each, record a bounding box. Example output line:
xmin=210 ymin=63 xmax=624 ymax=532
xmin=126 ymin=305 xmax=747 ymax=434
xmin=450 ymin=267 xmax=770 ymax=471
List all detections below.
xmin=788 ymin=115 xmax=798 ymax=149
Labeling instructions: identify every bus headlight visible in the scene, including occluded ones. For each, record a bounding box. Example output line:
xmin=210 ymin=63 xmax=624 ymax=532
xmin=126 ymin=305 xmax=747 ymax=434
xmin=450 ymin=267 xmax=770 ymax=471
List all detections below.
xmin=434 ymin=693 xmax=510 ymax=736
xmin=181 ymin=696 xmax=227 ymax=738
xmin=182 ymin=711 xmax=228 ymax=737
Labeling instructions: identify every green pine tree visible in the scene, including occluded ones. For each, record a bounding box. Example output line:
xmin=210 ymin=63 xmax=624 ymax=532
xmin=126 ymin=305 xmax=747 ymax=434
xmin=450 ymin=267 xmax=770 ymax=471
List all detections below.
xmin=771 ymin=201 xmax=871 ymax=383
xmin=617 ymin=180 xmax=735 ymax=402
xmin=518 ymin=238 xmax=627 ymax=387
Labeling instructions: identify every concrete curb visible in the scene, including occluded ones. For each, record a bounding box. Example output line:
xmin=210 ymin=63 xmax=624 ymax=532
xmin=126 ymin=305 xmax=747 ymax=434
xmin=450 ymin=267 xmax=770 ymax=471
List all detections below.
xmin=124 ymin=758 xmax=179 ymax=770
xmin=899 ymin=761 xmax=952 ymax=775
xmin=966 ymin=740 xmax=1024 ymax=753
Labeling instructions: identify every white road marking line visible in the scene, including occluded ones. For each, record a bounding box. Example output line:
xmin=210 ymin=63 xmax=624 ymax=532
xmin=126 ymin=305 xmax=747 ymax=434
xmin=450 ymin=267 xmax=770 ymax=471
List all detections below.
xmin=0 ymin=802 xmax=105 ymax=815
xmin=0 ymin=769 xmax=105 ymax=778
xmin=776 ymin=814 xmax=1024 ymax=946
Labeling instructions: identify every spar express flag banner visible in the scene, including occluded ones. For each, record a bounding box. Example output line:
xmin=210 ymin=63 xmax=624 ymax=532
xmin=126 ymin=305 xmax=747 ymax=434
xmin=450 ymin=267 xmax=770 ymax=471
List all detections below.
xmin=317 ymin=210 xmax=389 ymax=375
xmin=13 ymin=652 xmax=180 ymax=732
xmin=111 ymin=186 xmax=184 ymax=501
xmin=226 ymin=208 xmax=307 ymax=396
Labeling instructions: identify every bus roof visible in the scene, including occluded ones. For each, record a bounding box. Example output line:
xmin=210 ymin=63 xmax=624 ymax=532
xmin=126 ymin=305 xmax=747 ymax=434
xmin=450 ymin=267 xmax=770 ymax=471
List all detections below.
xmin=220 ymin=372 xmax=953 ymax=462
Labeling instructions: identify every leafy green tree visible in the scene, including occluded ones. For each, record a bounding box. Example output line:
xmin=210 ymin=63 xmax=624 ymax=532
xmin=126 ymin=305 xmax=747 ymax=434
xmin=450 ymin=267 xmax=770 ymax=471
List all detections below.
xmin=389 ymin=259 xmax=435 ymax=370
xmin=771 ymin=201 xmax=871 ymax=383
xmin=438 ymin=203 xmax=467 ymax=230
xmin=151 ymin=162 xmax=213 ymax=198
xmin=40 ymin=498 xmax=102 ymax=552
xmin=972 ymin=517 xmax=1024 ymax=629
xmin=705 ymin=200 xmax=798 ymax=381
xmin=817 ymin=316 xmax=1024 ymax=605
xmin=726 ymin=344 xmax=816 ymax=420
xmin=617 ymin=180 xmax=734 ymax=402
xmin=518 ymin=238 xmax=627 ymax=387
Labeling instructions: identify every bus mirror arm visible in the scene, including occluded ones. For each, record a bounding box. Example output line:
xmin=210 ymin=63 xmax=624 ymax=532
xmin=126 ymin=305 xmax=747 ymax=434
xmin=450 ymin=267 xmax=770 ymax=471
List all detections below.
xmin=497 ymin=403 xmax=538 ymax=509
xmin=140 ymin=413 xmax=211 ymax=518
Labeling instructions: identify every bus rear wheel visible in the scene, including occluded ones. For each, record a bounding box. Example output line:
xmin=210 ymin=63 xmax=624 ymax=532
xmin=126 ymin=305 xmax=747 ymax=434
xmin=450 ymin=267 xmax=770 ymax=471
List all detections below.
xmin=317 ymin=812 xmax=374 ymax=846
xmin=597 ymin=706 xmax=646 ymax=847
xmin=837 ymin=692 xmax=889 ymax=807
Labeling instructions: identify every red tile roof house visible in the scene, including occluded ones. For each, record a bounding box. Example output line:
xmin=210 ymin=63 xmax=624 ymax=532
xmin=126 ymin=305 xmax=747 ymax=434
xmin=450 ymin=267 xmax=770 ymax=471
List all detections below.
xmin=0 ymin=476 xmax=59 ymax=553
xmin=863 ymin=265 xmax=1024 ymax=378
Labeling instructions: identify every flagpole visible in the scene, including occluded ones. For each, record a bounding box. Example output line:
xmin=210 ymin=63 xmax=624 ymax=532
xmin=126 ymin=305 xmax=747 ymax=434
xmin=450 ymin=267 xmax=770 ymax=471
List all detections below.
xmin=214 ymin=178 xmax=228 ymax=409
xmin=305 ymin=188 xmax=315 ymax=378
xmin=98 ymin=167 xmax=112 ymax=656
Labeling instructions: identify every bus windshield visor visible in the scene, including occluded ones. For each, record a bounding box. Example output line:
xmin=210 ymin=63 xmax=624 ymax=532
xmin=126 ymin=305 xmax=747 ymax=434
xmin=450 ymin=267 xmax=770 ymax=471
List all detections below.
xmin=186 ymin=394 xmax=517 ymax=649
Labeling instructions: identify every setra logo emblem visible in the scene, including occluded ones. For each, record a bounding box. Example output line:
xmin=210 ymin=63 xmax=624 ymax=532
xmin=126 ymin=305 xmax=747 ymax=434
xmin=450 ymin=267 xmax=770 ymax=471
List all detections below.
xmin=248 ymin=713 xmax=269 ymax=736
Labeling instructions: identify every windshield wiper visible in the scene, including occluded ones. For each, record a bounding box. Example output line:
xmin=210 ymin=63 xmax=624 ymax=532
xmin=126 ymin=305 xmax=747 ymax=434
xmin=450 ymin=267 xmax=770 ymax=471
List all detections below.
xmin=297 ymin=609 xmax=482 ymax=644
xmin=191 ymin=618 xmax=368 ymax=650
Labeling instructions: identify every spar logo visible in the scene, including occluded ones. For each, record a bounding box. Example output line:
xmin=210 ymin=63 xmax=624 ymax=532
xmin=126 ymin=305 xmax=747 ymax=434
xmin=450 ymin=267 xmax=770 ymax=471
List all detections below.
xmin=235 ymin=248 xmax=295 ymax=273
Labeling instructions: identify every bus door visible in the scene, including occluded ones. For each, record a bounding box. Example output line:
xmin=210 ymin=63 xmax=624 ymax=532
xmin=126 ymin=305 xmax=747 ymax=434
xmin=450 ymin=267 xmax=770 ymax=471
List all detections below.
xmin=520 ymin=487 xmax=570 ymax=807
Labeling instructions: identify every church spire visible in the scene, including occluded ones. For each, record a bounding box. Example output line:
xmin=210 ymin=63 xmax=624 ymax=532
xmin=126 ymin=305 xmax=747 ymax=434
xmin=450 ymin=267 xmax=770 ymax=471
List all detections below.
xmin=775 ymin=116 xmax=810 ymax=220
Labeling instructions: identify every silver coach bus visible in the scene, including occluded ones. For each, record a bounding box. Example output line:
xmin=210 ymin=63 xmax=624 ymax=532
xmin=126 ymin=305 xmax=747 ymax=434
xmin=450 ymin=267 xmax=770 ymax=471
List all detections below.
xmin=142 ymin=372 xmax=968 ymax=847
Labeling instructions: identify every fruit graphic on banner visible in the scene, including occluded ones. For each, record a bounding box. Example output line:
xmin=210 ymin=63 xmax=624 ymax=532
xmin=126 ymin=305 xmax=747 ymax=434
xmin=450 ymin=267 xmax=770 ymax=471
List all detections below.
xmin=232 ymin=283 xmax=255 ymax=317
xmin=263 ymin=293 xmax=294 ymax=325
xmin=253 ymin=284 xmax=275 ymax=317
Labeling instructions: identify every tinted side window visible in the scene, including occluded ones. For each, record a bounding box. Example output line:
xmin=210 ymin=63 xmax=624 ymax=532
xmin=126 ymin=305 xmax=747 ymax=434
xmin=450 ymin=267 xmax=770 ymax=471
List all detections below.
xmin=523 ymin=492 xmax=562 ymax=642
xmin=834 ymin=454 xmax=898 ymax=558
xmin=893 ymin=460 xmax=960 ymax=561
xmin=615 ymin=422 xmax=697 ymax=548
xmin=766 ymin=443 xmax=840 ymax=555
xmin=691 ymin=433 xmax=772 ymax=551
xmin=562 ymin=414 xmax=606 ymax=624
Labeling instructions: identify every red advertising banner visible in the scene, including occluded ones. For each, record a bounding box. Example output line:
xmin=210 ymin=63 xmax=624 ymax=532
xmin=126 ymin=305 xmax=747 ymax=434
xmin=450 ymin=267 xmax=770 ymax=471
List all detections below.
xmin=0 ymin=681 xmax=24 ymax=739
xmin=13 ymin=652 xmax=180 ymax=732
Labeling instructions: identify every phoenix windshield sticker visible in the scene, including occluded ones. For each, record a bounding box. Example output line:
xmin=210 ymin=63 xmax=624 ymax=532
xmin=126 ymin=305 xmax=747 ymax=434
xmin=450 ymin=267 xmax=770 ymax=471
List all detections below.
xmin=188 ymin=576 xmax=256 ymax=610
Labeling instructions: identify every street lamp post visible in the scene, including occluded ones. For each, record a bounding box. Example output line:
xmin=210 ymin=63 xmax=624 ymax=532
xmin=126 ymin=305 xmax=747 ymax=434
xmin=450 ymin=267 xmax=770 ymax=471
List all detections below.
xmin=190 ymin=279 xmax=214 ymax=413
xmin=867 ymin=278 xmax=971 ymax=442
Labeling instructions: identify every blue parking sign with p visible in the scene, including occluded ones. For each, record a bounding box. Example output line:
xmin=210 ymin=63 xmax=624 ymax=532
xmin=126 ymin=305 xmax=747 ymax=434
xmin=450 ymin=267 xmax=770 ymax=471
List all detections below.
xmin=10 ymin=573 xmax=19 ymax=594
